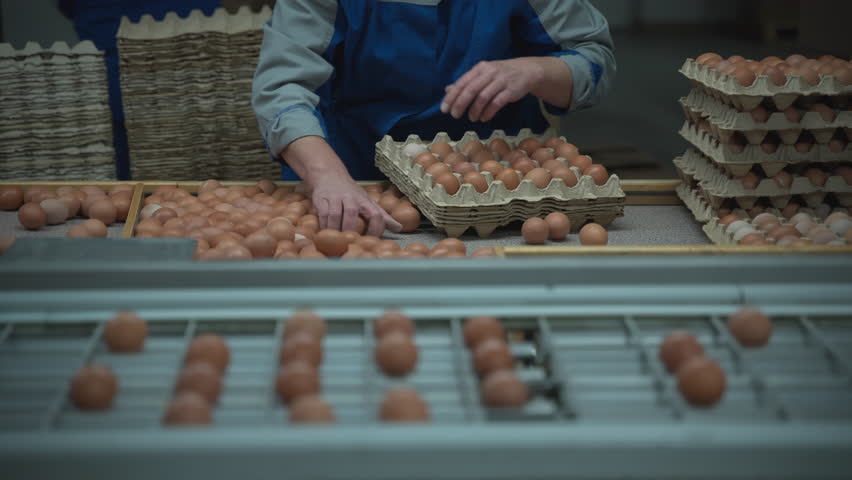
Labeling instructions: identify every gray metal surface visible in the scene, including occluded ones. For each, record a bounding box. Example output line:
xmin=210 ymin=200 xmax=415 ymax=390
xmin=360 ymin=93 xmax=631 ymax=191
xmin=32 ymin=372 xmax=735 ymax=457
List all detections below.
xmin=1 ymin=256 xmax=851 ymax=480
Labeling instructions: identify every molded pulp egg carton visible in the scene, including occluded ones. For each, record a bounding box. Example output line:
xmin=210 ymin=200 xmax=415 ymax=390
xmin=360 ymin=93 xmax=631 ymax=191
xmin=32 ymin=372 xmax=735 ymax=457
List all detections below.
xmin=680 ymin=121 xmax=851 ymax=176
xmin=375 ymin=130 xmax=625 ymax=238
xmin=680 ymin=89 xmax=852 ymax=146
xmin=679 ymin=59 xmax=852 ymax=111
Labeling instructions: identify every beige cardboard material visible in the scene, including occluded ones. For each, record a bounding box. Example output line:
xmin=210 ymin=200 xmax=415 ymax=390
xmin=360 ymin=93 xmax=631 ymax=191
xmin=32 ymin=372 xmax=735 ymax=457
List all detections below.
xmin=117 ymin=6 xmax=271 ymax=40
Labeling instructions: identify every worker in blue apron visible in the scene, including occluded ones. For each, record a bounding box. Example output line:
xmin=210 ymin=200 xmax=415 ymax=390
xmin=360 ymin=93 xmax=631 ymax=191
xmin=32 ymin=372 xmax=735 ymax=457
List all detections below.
xmin=59 ymin=0 xmax=221 ymax=180
xmin=253 ymin=0 xmax=616 ymax=236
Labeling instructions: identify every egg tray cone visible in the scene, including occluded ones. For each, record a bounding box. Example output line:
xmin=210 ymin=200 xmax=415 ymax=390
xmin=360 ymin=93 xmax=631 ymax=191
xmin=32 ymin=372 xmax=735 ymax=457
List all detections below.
xmin=679 ymin=121 xmax=852 ymax=177
xmin=117 ymin=6 xmax=271 ymax=40
xmin=375 ymin=130 xmax=625 ymax=238
xmin=679 ymin=59 xmax=852 ymax=112
xmin=680 ymin=89 xmax=852 ymax=146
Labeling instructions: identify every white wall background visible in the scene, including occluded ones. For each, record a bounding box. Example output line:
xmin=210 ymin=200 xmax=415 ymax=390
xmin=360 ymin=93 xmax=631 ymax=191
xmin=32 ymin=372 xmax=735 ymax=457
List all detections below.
xmin=1 ymin=0 xmax=78 ymax=48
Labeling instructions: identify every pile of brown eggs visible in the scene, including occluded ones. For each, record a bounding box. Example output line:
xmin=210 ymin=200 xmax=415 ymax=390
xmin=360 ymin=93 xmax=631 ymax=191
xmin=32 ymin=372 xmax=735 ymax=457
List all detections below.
xmin=412 ymin=136 xmax=610 ymax=196
xmin=463 ymin=316 xmax=529 ymax=409
xmin=520 ymin=213 xmax=609 ymax=246
xmin=719 ymin=210 xmax=851 ymax=246
xmin=695 ymin=53 xmax=852 ymax=87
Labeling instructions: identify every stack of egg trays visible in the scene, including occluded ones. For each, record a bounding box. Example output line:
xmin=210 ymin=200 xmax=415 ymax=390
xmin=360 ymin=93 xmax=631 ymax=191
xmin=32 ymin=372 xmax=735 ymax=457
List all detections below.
xmin=374 ymin=129 xmax=626 ymax=238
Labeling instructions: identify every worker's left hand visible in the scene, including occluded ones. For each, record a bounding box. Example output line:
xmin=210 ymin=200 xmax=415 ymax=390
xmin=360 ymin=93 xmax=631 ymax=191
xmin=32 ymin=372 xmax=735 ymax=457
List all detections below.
xmin=440 ymin=58 xmax=543 ymax=123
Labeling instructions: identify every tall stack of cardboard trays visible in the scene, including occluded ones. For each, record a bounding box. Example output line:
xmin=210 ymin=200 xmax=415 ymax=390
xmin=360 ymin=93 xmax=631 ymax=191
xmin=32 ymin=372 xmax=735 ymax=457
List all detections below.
xmin=0 ymin=41 xmax=114 ymax=180
xmin=117 ymin=7 xmax=278 ymax=180
xmin=674 ymin=55 xmax=852 ymax=246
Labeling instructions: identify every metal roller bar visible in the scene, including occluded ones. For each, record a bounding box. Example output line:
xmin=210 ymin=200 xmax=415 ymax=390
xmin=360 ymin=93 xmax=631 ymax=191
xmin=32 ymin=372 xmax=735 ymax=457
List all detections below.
xmin=622 ymin=315 xmax=684 ymax=420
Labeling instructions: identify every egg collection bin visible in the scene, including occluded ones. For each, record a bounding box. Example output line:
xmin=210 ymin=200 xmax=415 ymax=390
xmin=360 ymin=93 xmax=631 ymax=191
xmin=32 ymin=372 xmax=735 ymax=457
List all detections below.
xmin=375 ymin=130 xmax=626 ymax=238
xmin=1 ymin=256 xmax=852 ymax=479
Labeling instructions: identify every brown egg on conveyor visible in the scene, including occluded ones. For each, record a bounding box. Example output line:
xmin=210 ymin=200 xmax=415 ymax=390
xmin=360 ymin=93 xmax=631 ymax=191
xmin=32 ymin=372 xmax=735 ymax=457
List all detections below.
xmin=66 ymin=225 xmax=91 ymax=238
xmin=470 ymin=246 xmax=497 ymax=257
xmin=279 ymin=331 xmax=323 ymax=367
xmin=473 ymin=338 xmax=514 ymax=376
xmin=579 ymin=223 xmax=608 ymax=246
xmin=184 ymin=333 xmax=230 ymax=373
xmin=69 ymin=364 xmax=118 ymax=411
xmin=727 ymin=307 xmax=772 ymax=347
xmin=244 ymin=230 xmax=277 ymax=258
xmin=286 ymin=308 xmax=327 ymax=340
xmin=379 ymin=387 xmax=430 ymax=422
xmin=82 ymin=218 xmax=108 ymax=238
xmin=288 ymin=395 xmax=336 ymax=424
xmin=404 ymin=242 xmax=430 ymax=255
xmin=522 ymin=217 xmax=549 ymax=245
xmin=544 ymin=212 xmax=571 ymax=240
xmin=378 ymin=194 xmax=400 ymax=214
xmin=659 ymin=331 xmax=705 ymax=373
xmin=276 ymin=361 xmax=320 ymax=404
xmin=111 ymin=192 xmax=132 ymax=222
xmin=58 ymin=194 xmax=81 ymax=218
xmin=463 ymin=316 xmax=505 ymax=349
xmin=103 ymin=311 xmax=148 ymax=353
xmin=481 ymin=369 xmax=529 ymax=408
xmin=391 ymin=204 xmax=421 ymax=233
xmin=40 ymin=199 xmax=69 ymax=225
xmin=375 ymin=331 xmax=418 ymax=377
xmin=175 ymin=362 xmax=223 ymax=404
xmin=18 ymin=202 xmax=47 ymax=230
xmin=429 ymin=141 xmax=454 ymax=158
xmin=676 ymin=356 xmax=727 ymax=407
xmin=435 ymin=237 xmax=466 ymax=254
xmin=163 ymin=392 xmax=213 ymax=426
xmin=0 ymin=235 xmax=15 ymax=255
xmin=374 ymin=309 xmax=415 ymax=338
xmin=312 ymin=229 xmax=348 ymax=257
xmin=0 ymin=186 xmax=25 ymax=211
xmin=88 ymin=199 xmax=118 ymax=226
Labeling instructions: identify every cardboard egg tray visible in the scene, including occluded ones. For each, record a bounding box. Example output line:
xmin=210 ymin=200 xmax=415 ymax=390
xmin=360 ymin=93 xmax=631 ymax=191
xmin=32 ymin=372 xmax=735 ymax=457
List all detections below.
xmin=374 ymin=130 xmax=625 ymax=238
xmin=679 ymin=59 xmax=852 ymax=112
xmin=680 ymin=89 xmax=852 ymax=146
xmin=679 ymin=121 xmax=851 ymax=177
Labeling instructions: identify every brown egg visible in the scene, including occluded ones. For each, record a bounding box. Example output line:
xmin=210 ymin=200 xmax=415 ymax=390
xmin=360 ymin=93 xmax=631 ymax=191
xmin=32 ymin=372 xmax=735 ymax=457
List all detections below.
xmin=522 ymin=217 xmax=549 ymax=245
xmin=414 ymin=152 xmax=438 ymax=170
xmin=404 ymin=242 xmax=430 ymax=255
xmin=434 ymin=173 xmax=460 ymax=195
xmin=276 ymin=361 xmax=320 ymax=404
xmin=0 ymin=235 xmax=15 ymax=254
xmin=58 ymin=194 xmax=81 ymax=218
xmin=719 ymin=214 xmax=741 ymax=226
xmin=525 ymin=168 xmax=552 ymax=189
xmin=435 ymin=237 xmax=466 ymax=254
xmin=374 ymin=310 xmax=415 ymax=338
xmin=184 ymin=333 xmax=230 ymax=373
xmin=461 ymin=140 xmax=485 ymax=156
xmin=452 ymin=161 xmax=477 ymax=176
xmin=658 ymin=331 xmax=705 ymax=373
xmin=488 ymin=138 xmax=512 ymax=156
xmin=583 ymin=164 xmax=609 ymax=186
xmin=0 ymin=186 xmax=25 ymax=210
xmin=495 ymin=169 xmax=521 ymax=190
xmin=103 ymin=311 xmax=147 ymax=353
xmin=66 ymin=225 xmax=91 ymax=238
xmin=111 ymin=192 xmax=132 ymax=222
xmin=163 ymin=392 xmax=212 ymax=426
xmin=69 ymin=364 xmax=118 ymax=411
xmin=542 ymin=159 xmax=563 ymax=172
xmin=379 ymin=387 xmax=430 ymax=422
xmin=550 ymin=166 xmax=578 ymax=187
xmin=40 ymin=198 xmax=69 ymax=225
xmin=727 ymin=307 xmax=772 ymax=347
xmin=511 ymin=157 xmax=536 ymax=175
xmin=462 ymin=171 xmax=489 ymax=193
xmin=288 ymin=395 xmax=336 ymax=424
xmin=809 ymin=104 xmax=836 ymax=122
xmin=766 ymin=225 xmax=800 ymax=242
xmin=739 ymin=232 xmax=768 ymax=245
xmin=375 ymin=332 xmax=418 ymax=377
xmin=463 ymin=316 xmax=505 ymax=349
xmin=555 ymin=143 xmax=580 ymax=161
xmin=544 ymin=212 xmax=571 ymax=240
xmin=481 ymin=369 xmax=529 ymax=408
xmin=88 ymin=199 xmax=118 ymax=225
xmin=376 ymin=239 xmax=403 ymax=252
xmin=391 ymin=204 xmax=421 ymax=232
xmin=676 ymin=357 xmax=726 ymax=407
xmin=279 ymin=331 xmax=323 ymax=367
xmin=17 ymin=202 xmax=47 ymax=230
xmin=477 ymin=160 xmax=502 ymax=178
xmin=795 ymin=67 xmax=820 ymax=86
xmin=804 ymin=168 xmax=828 ymax=187
xmin=733 ymin=66 xmax=757 ymax=86
xmin=175 ymin=362 xmax=222 ymax=404
xmin=772 ymin=171 xmax=793 ymax=189
xmin=531 ymin=148 xmax=555 ymax=163
xmin=443 ymin=152 xmax=467 ymax=169
xmin=242 ymin=230 xmax=276 ymax=258
xmin=357 ymin=236 xmax=381 ymax=251
xmin=286 ymin=309 xmax=327 ymax=339
xmin=579 ymin=223 xmax=608 ymax=246
xmin=313 ymin=229 xmax=348 ymax=257
xmin=429 ymin=141 xmax=454 ymax=158
xmin=518 ymin=138 xmax=542 ymax=155
xmin=473 ymin=338 xmax=514 ymax=376
xmin=470 ymin=246 xmax=497 ymax=257
xmin=267 ymin=218 xmax=296 ymax=241
xmin=836 ymin=67 xmax=852 ymax=86
xmin=761 ymin=66 xmax=787 ymax=86
xmin=569 ymin=155 xmax=593 ymax=172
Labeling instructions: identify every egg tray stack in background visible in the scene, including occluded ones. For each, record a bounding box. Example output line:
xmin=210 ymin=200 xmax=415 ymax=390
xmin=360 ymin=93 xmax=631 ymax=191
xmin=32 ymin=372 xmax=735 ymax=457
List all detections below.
xmin=117 ymin=7 xmax=279 ymax=181
xmin=375 ymin=130 xmax=625 ymax=238
xmin=674 ymin=56 xmax=852 ymax=246
xmin=0 ymin=42 xmax=115 ymax=181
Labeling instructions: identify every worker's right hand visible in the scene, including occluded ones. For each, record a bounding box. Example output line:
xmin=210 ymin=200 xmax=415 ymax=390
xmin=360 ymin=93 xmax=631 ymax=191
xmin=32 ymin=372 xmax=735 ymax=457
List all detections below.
xmin=310 ymin=174 xmax=402 ymax=236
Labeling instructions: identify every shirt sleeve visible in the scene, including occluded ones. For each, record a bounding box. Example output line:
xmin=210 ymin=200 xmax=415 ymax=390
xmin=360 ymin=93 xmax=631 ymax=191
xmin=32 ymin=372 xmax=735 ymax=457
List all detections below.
xmin=251 ymin=0 xmax=338 ymax=159
xmin=521 ymin=0 xmax=616 ymax=114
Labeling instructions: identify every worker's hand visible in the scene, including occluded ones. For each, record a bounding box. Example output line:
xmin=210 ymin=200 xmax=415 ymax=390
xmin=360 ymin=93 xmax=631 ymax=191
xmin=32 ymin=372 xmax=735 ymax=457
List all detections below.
xmin=311 ymin=174 xmax=402 ymax=236
xmin=441 ymin=58 xmax=545 ymax=123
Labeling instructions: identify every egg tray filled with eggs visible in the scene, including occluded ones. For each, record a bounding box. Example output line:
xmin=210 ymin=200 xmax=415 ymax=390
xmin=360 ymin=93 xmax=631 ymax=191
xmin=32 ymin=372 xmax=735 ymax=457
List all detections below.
xmin=680 ymin=88 xmax=851 ymax=149
xmin=374 ymin=130 xmax=625 ymax=238
xmin=681 ymin=54 xmax=851 ymax=112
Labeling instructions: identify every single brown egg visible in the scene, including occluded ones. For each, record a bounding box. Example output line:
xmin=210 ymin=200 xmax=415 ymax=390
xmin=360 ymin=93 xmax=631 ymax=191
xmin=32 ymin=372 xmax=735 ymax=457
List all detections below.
xmin=66 ymin=225 xmax=91 ymax=238
xmin=88 ymin=199 xmax=118 ymax=226
xmin=18 ymin=202 xmax=47 ymax=230
xmin=443 ymin=152 xmax=467 ymax=169
xmin=288 ymin=395 xmax=336 ymax=424
xmin=163 ymin=392 xmax=212 ymax=426
xmin=555 ymin=142 xmax=579 ymax=161
xmin=470 ymin=246 xmax=497 ymax=257
xmin=462 ymin=171 xmax=489 ymax=193
xmin=452 ymin=161 xmax=477 ymax=176
xmin=719 ymin=214 xmax=741 ymax=226
xmin=795 ymin=67 xmax=820 ymax=86
xmin=267 ymin=218 xmax=296 ymax=242
xmin=525 ymin=168 xmax=552 ymax=189
xmin=659 ymin=331 xmax=705 ymax=373
xmin=583 ymin=164 xmax=609 ymax=186
xmin=495 ymin=169 xmax=521 ymax=190
xmin=243 ymin=230 xmax=276 ymax=258
xmin=184 ymin=333 xmax=230 ymax=373
xmin=313 ymin=229 xmax=348 ymax=257
xmin=544 ymin=212 xmax=571 ymax=240
xmin=0 ymin=186 xmax=25 ymax=211
xmin=414 ymin=152 xmax=438 ymax=170
xmin=40 ymin=198 xmax=69 ymax=225
xmin=550 ymin=166 xmax=578 ymax=187
xmin=69 ymin=364 xmax=118 ymax=411
xmin=103 ymin=311 xmax=147 ymax=353
xmin=739 ymin=232 xmax=768 ymax=245
xmin=429 ymin=141 xmax=454 ymax=158
xmin=477 ymin=160 xmax=502 ymax=178
xmin=276 ymin=361 xmax=320 ymax=404
xmin=804 ymin=168 xmax=828 ymax=187
xmin=727 ymin=307 xmax=772 ymax=347
xmin=511 ymin=157 xmax=536 ymax=176
xmin=733 ymin=66 xmax=757 ymax=86
xmin=374 ymin=310 xmax=415 ymax=338
xmin=58 ymin=194 xmax=81 ymax=218
xmin=435 ymin=237 xmax=466 ymax=254
xmin=391 ymin=204 xmax=421 ymax=232
xmin=488 ymin=138 xmax=512 ymax=157
xmin=518 ymin=138 xmax=542 ymax=155
xmin=175 ymin=362 xmax=222 ymax=404
xmin=542 ymin=159 xmax=563 ymax=172
xmin=579 ymin=223 xmax=608 ymax=246
xmin=473 ymin=338 xmax=514 ymax=376
xmin=279 ymin=331 xmax=323 ymax=367
xmin=286 ymin=309 xmax=327 ymax=339
xmin=531 ymin=148 xmax=555 ymax=163
xmin=677 ymin=357 xmax=726 ymax=407
xmin=377 ymin=194 xmax=400 ymax=214
xmin=569 ymin=155 xmax=593 ymax=172
xmin=0 ymin=235 xmax=15 ymax=254
xmin=766 ymin=225 xmax=800 ymax=242
xmin=404 ymin=242 xmax=430 ymax=255
xmin=461 ymin=140 xmax=485 ymax=156
xmin=543 ymin=137 xmax=565 ymax=149
xmin=375 ymin=331 xmax=418 ymax=377
xmin=481 ymin=369 xmax=529 ymax=408
xmin=379 ymin=387 xmax=430 ymax=422
xmin=463 ymin=316 xmax=505 ymax=349
xmin=434 ymin=173 xmax=461 ymax=195
xmin=522 ymin=217 xmax=549 ymax=245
